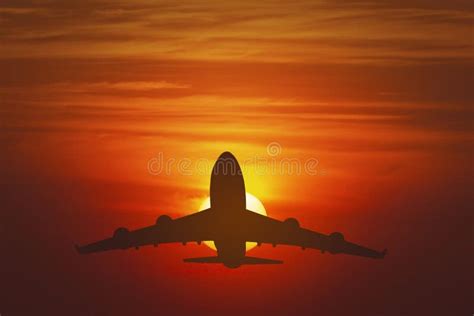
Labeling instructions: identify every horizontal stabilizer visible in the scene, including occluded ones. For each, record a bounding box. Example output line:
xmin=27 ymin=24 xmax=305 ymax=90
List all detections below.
xmin=242 ymin=256 xmax=283 ymax=265
xmin=183 ymin=256 xmax=283 ymax=265
xmin=183 ymin=256 xmax=221 ymax=264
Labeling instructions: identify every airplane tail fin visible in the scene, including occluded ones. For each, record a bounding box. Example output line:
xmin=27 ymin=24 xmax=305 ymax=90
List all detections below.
xmin=183 ymin=256 xmax=283 ymax=265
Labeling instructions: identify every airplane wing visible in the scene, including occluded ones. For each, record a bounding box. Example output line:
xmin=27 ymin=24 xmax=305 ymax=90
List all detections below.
xmin=75 ymin=209 xmax=214 ymax=254
xmin=242 ymin=210 xmax=386 ymax=259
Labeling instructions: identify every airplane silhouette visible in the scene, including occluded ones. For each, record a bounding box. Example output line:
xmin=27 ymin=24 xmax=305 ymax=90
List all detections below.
xmin=76 ymin=152 xmax=386 ymax=268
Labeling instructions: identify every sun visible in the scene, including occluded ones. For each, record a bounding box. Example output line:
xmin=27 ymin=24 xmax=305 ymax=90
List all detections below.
xmin=198 ymin=192 xmax=267 ymax=252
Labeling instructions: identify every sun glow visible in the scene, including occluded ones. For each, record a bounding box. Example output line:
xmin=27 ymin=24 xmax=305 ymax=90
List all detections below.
xmin=198 ymin=192 xmax=267 ymax=252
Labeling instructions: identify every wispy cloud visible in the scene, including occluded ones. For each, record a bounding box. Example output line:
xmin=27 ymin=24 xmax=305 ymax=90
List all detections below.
xmin=0 ymin=0 xmax=471 ymax=63
xmin=44 ymin=80 xmax=191 ymax=92
xmin=0 ymin=0 xmax=471 ymax=199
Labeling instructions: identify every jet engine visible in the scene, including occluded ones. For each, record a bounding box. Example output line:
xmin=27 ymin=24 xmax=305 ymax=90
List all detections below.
xmin=328 ymin=232 xmax=345 ymax=254
xmin=113 ymin=227 xmax=130 ymax=249
xmin=156 ymin=215 xmax=173 ymax=227
xmin=330 ymin=232 xmax=344 ymax=241
xmin=284 ymin=217 xmax=300 ymax=229
xmin=113 ymin=227 xmax=129 ymax=239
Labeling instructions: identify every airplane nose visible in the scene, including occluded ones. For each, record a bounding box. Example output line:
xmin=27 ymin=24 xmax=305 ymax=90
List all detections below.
xmin=218 ymin=151 xmax=236 ymax=160
xmin=210 ymin=151 xmax=246 ymax=210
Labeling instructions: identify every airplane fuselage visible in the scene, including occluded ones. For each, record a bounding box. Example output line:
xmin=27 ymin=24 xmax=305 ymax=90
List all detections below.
xmin=209 ymin=152 xmax=247 ymax=268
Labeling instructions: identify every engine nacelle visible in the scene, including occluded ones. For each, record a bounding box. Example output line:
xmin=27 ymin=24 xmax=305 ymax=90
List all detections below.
xmin=284 ymin=217 xmax=300 ymax=229
xmin=113 ymin=227 xmax=130 ymax=249
xmin=330 ymin=232 xmax=344 ymax=242
xmin=156 ymin=215 xmax=173 ymax=227
xmin=113 ymin=227 xmax=129 ymax=239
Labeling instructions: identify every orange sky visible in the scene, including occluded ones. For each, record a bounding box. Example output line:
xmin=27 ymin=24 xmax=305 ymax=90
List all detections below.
xmin=1 ymin=1 xmax=472 ymax=315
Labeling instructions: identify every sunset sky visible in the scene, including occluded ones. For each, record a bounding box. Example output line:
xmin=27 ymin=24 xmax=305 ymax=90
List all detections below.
xmin=1 ymin=1 xmax=472 ymax=315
